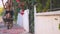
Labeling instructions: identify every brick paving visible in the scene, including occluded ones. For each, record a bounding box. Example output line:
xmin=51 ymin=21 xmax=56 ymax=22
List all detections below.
xmin=0 ymin=16 xmax=26 ymax=34
xmin=0 ymin=16 xmax=31 ymax=34
xmin=0 ymin=22 xmax=26 ymax=34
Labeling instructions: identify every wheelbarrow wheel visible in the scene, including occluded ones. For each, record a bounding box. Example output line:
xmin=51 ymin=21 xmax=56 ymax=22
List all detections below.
xmin=7 ymin=22 xmax=10 ymax=29
xmin=7 ymin=24 xmax=9 ymax=29
xmin=7 ymin=21 xmax=13 ymax=29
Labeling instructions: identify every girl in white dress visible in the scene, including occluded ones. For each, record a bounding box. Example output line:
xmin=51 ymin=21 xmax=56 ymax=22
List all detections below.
xmin=17 ymin=2 xmax=25 ymax=27
xmin=17 ymin=2 xmax=29 ymax=32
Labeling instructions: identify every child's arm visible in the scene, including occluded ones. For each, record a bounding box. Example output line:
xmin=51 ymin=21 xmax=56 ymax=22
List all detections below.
xmin=1 ymin=0 xmax=6 ymax=9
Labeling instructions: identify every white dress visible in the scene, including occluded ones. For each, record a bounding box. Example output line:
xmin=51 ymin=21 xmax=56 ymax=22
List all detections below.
xmin=23 ymin=9 xmax=29 ymax=32
xmin=17 ymin=9 xmax=23 ymax=27
xmin=17 ymin=9 xmax=29 ymax=32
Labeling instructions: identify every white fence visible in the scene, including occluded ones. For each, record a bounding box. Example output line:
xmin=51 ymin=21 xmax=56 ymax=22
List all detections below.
xmin=34 ymin=5 xmax=60 ymax=34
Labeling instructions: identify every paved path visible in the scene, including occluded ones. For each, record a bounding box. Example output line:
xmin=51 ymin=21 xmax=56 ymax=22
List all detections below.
xmin=0 ymin=23 xmax=26 ymax=34
xmin=0 ymin=16 xmax=31 ymax=34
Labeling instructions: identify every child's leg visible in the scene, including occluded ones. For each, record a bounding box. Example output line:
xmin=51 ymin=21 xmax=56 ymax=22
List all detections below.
xmin=3 ymin=16 xmax=7 ymax=26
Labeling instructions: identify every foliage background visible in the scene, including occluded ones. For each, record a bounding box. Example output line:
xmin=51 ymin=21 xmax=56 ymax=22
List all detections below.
xmin=0 ymin=7 xmax=4 ymax=16
xmin=12 ymin=0 xmax=35 ymax=33
xmin=0 ymin=0 xmax=60 ymax=33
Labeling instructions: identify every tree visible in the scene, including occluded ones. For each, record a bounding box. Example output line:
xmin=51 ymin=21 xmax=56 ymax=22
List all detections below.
xmin=13 ymin=0 xmax=35 ymax=33
xmin=12 ymin=0 xmax=20 ymax=21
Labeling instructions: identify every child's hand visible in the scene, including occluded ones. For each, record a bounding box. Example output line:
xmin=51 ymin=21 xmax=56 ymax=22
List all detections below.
xmin=6 ymin=13 xmax=11 ymax=18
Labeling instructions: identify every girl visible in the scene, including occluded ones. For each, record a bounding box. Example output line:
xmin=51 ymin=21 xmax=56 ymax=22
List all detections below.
xmin=17 ymin=2 xmax=25 ymax=27
xmin=2 ymin=0 xmax=14 ymax=28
